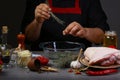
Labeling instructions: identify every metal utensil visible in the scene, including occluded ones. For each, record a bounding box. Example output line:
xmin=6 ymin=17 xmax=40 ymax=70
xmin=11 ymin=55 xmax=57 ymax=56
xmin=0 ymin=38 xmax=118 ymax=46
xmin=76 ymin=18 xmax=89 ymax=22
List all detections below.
xmin=50 ymin=12 xmax=66 ymax=26
xmin=45 ymin=0 xmax=66 ymax=26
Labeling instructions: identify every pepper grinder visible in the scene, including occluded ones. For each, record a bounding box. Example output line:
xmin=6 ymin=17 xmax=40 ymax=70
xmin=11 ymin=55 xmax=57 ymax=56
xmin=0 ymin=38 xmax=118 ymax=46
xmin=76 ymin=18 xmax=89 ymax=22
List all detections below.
xmin=17 ymin=32 xmax=25 ymax=50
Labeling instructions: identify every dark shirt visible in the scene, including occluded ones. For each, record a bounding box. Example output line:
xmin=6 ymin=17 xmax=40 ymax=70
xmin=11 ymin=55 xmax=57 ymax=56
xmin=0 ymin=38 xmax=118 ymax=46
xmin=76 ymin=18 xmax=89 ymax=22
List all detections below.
xmin=21 ymin=0 xmax=110 ymax=51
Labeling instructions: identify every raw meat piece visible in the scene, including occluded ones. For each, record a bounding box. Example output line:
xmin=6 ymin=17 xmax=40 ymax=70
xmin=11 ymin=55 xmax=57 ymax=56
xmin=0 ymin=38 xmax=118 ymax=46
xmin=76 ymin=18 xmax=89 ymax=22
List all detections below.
xmin=84 ymin=47 xmax=120 ymax=66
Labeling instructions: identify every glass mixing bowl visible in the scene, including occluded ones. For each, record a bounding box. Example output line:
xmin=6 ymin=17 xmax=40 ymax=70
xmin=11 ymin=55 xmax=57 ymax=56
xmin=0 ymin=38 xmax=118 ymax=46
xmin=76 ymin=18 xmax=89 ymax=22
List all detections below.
xmin=42 ymin=41 xmax=85 ymax=68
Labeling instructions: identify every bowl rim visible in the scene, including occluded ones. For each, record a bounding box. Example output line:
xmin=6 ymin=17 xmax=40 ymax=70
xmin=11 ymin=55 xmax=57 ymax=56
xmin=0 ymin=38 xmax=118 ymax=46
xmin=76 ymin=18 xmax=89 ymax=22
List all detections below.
xmin=42 ymin=41 xmax=85 ymax=51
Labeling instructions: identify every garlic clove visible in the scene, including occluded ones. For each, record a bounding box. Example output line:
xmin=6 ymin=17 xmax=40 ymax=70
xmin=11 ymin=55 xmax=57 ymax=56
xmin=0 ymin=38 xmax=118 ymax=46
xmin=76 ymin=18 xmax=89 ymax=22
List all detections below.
xmin=70 ymin=60 xmax=81 ymax=69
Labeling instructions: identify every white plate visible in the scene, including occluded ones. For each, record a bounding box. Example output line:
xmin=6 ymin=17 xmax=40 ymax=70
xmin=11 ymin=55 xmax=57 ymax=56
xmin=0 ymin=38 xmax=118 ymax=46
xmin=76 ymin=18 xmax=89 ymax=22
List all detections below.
xmin=80 ymin=56 xmax=120 ymax=69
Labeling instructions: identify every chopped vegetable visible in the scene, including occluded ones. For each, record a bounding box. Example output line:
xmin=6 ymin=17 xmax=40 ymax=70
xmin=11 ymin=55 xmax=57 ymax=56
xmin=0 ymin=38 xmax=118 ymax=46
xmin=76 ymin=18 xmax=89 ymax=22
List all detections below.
xmin=75 ymin=71 xmax=81 ymax=74
xmin=68 ymin=68 xmax=73 ymax=73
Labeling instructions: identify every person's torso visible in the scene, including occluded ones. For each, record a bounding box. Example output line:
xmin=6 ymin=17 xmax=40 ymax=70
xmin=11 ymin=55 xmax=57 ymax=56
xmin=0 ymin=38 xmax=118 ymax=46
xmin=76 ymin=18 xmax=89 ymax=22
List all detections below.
xmin=32 ymin=0 xmax=92 ymax=50
xmin=40 ymin=0 xmax=90 ymax=42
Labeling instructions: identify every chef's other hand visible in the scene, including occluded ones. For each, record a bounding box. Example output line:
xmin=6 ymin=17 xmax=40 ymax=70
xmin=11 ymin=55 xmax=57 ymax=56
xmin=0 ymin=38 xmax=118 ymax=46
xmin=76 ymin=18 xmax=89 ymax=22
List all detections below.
xmin=63 ymin=21 xmax=86 ymax=38
xmin=35 ymin=3 xmax=51 ymax=23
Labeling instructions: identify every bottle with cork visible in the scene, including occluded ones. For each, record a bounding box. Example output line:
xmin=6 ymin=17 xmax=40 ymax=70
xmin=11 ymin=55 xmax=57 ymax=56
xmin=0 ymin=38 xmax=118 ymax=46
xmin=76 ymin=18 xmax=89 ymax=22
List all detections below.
xmin=1 ymin=26 xmax=8 ymax=50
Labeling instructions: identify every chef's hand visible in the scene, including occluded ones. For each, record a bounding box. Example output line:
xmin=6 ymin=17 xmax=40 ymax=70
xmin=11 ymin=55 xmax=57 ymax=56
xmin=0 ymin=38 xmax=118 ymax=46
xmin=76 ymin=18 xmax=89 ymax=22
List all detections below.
xmin=35 ymin=3 xmax=51 ymax=23
xmin=63 ymin=22 xmax=87 ymax=38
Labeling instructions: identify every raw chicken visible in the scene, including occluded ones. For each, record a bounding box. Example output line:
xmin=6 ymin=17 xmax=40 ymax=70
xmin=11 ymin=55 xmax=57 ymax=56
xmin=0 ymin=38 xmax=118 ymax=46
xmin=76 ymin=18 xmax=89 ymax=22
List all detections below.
xmin=84 ymin=47 xmax=120 ymax=66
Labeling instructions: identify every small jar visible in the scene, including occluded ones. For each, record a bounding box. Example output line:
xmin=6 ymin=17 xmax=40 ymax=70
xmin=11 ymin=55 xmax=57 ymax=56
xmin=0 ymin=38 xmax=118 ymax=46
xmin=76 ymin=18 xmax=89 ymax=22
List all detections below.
xmin=17 ymin=50 xmax=32 ymax=68
xmin=103 ymin=31 xmax=118 ymax=48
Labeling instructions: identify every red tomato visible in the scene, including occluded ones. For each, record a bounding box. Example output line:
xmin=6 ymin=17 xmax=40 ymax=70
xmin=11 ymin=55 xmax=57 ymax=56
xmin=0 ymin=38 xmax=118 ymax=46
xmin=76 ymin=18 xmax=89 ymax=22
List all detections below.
xmin=36 ymin=56 xmax=49 ymax=65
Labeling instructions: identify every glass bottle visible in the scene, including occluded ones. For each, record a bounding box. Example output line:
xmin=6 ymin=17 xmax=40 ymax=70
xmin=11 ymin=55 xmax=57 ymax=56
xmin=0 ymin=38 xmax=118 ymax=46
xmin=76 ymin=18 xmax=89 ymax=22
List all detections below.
xmin=1 ymin=26 xmax=8 ymax=50
xmin=0 ymin=26 xmax=11 ymax=68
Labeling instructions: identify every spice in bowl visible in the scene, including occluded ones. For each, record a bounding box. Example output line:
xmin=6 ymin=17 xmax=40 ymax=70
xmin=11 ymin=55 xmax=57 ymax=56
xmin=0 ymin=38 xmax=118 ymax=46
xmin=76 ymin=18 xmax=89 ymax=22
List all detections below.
xmin=17 ymin=50 xmax=32 ymax=68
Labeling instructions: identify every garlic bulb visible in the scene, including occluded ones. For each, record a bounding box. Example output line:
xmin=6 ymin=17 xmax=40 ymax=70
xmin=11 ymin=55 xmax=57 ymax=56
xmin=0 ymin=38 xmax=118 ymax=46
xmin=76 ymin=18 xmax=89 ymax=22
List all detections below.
xmin=70 ymin=49 xmax=83 ymax=69
xmin=70 ymin=60 xmax=81 ymax=69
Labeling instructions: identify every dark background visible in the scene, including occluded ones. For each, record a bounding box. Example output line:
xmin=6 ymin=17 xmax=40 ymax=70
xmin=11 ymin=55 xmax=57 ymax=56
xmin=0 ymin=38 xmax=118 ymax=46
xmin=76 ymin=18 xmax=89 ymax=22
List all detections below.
xmin=0 ymin=0 xmax=120 ymax=49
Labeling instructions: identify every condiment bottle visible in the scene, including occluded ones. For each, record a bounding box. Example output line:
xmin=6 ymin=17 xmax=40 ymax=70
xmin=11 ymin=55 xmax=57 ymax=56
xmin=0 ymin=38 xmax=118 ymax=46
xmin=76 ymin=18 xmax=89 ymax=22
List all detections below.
xmin=1 ymin=26 xmax=8 ymax=49
xmin=103 ymin=31 xmax=118 ymax=48
xmin=17 ymin=32 xmax=25 ymax=50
